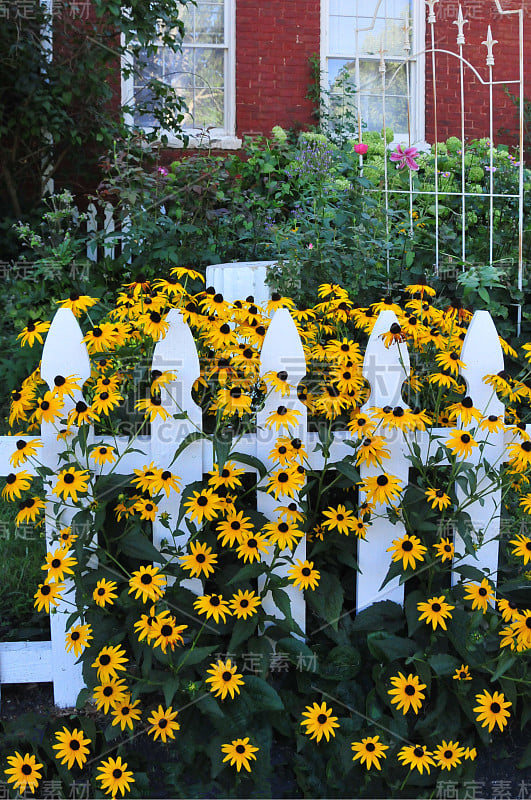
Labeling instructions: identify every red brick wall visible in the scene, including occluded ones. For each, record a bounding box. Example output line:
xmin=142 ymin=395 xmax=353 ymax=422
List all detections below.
xmin=425 ymin=0 xmax=527 ymax=148
xmin=235 ymin=0 xmax=320 ymax=137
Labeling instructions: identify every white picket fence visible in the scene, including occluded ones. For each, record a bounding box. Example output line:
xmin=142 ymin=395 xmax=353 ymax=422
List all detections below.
xmin=0 ymin=268 xmax=514 ymax=707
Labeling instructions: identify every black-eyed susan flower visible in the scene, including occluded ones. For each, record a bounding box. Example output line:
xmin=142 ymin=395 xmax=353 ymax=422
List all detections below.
xmin=479 ymin=414 xmax=505 ymax=434
xmin=509 ymin=533 xmax=531 ymax=564
xmin=93 ymin=678 xmax=128 ymax=713
xmin=205 ymin=659 xmax=245 ymax=700
xmin=321 ymin=504 xmax=357 ymax=535
xmin=32 ymin=391 xmax=65 ymax=425
xmin=91 ymin=644 xmax=128 ymax=683
xmin=34 ymin=581 xmax=65 ymax=613
xmin=288 ymin=559 xmax=320 ymax=591
xmin=221 ymin=738 xmax=259 ymax=772
xmin=82 ymin=323 xmax=118 ymax=354
xmin=4 ymin=751 xmax=43 ymax=795
xmin=140 ymin=310 xmax=170 ymax=341
xmin=17 ymin=319 xmax=51 ymax=347
xmin=497 ymin=598 xmax=521 ymax=623
xmin=57 ymin=293 xmax=99 ymax=317
xmin=265 ymin=404 xmax=302 ymax=431
xmin=433 ymin=537 xmax=455 ymax=562
xmin=131 ymin=462 xmax=160 ymax=494
xmin=2 ymin=470 xmax=32 ymax=501
xmin=133 ymin=497 xmax=158 ymax=521
xmin=453 ymin=664 xmax=472 ymax=681
xmin=91 ymin=390 xmax=123 ymax=416
xmin=96 ymin=756 xmax=135 ymax=798
xmin=397 ymin=744 xmax=435 ymax=774
xmin=180 ymin=541 xmax=218 ymax=578
xmin=417 ymin=595 xmax=455 ymax=630
xmin=93 ymin=578 xmax=118 ymax=607
xmin=425 ymin=487 xmax=452 ymax=511
xmin=52 ymin=727 xmax=91 ymax=769
xmin=512 ymin=610 xmax=531 ymax=649
xmin=216 ymin=386 xmax=253 ymax=417
xmin=473 ymin=689 xmax=511 ymax=732
xmin=447 ymin=397 xmax=482 ymax=426
xmin=507 ymin=440 xmax=531 ymax=472
xmin=266 ymin=465 xmax=305 ymax=500
xmin=147 ymin=705 xmax=180 ymax=742
xmin=236 ymin=532 xmax=270 ymax=563
xmin=463 ymin=578 xmax=494 ymax=612
xmin=208 ymin=462 xmax=245 ymax=491
xmin=355 ymin=436 xmax=390 ymax=468
xmin=128 ymin=565 xmax=166 ymax=603
xmin=360 ymin=473 xmax=402 ymax=506
xmin=16 ymin=496 xmax=46 ymax=526
xmin=263 ymin=369 xmax=293 ymax=396
xmin=184 ymin=488 xmax=223 ymax=524
xmin=111 ymin=694 xmax=142 ymax=732
xmin=380 ymin=322 xmax=406 ymax=347
xmin=135 ymin=395 xmax=170 ymax=422
xmin=51 ymin=373 xmax=81 ymax=400
xmin=151 ymin=616 xmax=187 ymax=653
xmin=9 ymin=437 xmax=42 ymax=468
xmin=42 ymin=546 xmax=77 ymax=583
xmin=193 ymin=593 xmax=231 ymax=624
xmin=229 ymin=589 xmax=261 ymax=619
xmin=65 ymin=623 xmax=93 ymax=657
xmin=435 ymin=350 xmax=465 ymax=375
xmin=388 ymin=533 xmax=427 ymax=571
xmin=216 ymin=511 xmax=253 ymax=547
xmin=276 ymin=501 xmax=304 ymax=524
xmin=53 ymin=468 xmax=90 ymax=503
xmin=90 ymin=445 xmax=117 ymax=467
xmin=67 ymin=400 xmax=99 ymax=427
xmin=351 ymin=735 xmax=389 ymax=771
xmin=150 ymin=469 xmax=181 ymax=498
xmin=446 ymin=429 xmax=478 ymax=459
xmin=300 ymin=701 xmax=340 ymax=742
xmin=388 ymin=672 xmax=426 ymax=715
xmin=263 ymin=518 xmax=303 ymax=550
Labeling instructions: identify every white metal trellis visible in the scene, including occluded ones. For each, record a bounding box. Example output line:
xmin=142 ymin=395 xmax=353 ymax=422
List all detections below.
xmin=335 ymin=0 xmax=525 ymax=327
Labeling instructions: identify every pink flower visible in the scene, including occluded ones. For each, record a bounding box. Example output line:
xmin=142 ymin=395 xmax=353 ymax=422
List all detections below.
xmin=158 ymin=167 xmax=169 ymax=176
xmin=354 ymin=143 xmax=368 ymax=156
xmin=307 ymin=243 xmax=314 ymax=250
xmin=390 ymin=144 xmax=419 ymax=171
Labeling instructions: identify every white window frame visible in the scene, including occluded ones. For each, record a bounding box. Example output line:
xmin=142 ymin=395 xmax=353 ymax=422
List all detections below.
xmin=320 ymin=0 xmax=426 ymax=147
xmin=122 ymin=0 xmax=240 ymax=149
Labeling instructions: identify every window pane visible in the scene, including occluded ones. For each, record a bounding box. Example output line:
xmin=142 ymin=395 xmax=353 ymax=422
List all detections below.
xmin=194 ymin=48 xmax=224 ymax=88
xmin=195 ymin=3 xmax=224 ymax=43
xmin=384 ymin=95 xmax=409 ymax=132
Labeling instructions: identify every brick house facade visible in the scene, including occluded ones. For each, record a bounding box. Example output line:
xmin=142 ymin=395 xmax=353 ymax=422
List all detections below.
xmin=128 ymin=0 xmax=527 ymax=157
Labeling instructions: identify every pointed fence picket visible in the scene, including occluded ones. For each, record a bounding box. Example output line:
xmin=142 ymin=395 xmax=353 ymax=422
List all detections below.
xmin=0 ymin=302 xmax=515 ymax=707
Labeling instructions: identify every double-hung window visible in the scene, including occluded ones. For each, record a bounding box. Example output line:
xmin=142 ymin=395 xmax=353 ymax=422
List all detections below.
xmin=125 ymin=0 xmax=238 ymax=147
xmin=322 ymin=0 xmax=425 ymax=144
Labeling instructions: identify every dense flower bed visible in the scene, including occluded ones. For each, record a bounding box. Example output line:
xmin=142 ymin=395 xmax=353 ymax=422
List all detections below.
xmin=1 ymin=273 xmax=530 ymax=798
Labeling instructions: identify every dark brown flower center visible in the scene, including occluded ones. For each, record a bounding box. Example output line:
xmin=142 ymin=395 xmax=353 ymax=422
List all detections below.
xmin=161 ymin=625 xmax=172 ymax=637
xmin=222 ymin=671 xmax=233 ymax=682
xmin=317 ymin=714 xmax=328 ymax=724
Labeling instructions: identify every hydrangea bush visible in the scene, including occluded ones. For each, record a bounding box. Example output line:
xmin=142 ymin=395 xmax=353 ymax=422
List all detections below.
xmin=1 ymin=273 xmax=530 ymax=798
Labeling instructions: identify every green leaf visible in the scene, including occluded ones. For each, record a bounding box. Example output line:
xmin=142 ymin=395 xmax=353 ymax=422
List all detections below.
xmin=119 ymin=530 xmax=163 ymax=562
xmin=213 ymin=432 xmax=232 ymax=469
xmin=333 ymin=460 xmax=360 ymax=483
xmin=352 ymin=600 xmax=403 ymax=632
xmin=367 ymin=633 xmax=416 ymax=662
xmin=174 ymin=644 xmax=218 ymax=670
xmin=319 ymin=644 xmax=361 ymax=680
xmin=230 ymin=451 xmax=267 ymax=480
xmin=306 ymin=570 xmax=343 ymax=632
xmin=518 ymin=741 xmax=531 ymax=769
xmin=490 ymin=652 xmax=516 ymax=682
xmin=428 ymin=653 xmax=460 ymax=677
xmin=276 ymin=637 xmax=317 ymax=671
xmin=242 ymin=675 xmax=283 ymax=711
xmin=169 ymin=431 xmax=209 ymax=467
xmin=228 ymin=616 xmax=259 ymax=651
xmin=163 ymin=677 xmax=180 ymax=707
xmin=227 ymin=561 xmax=264 ymax=585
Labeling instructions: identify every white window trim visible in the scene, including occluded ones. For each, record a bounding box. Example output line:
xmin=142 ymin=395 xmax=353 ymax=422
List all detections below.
xmin=320 ymin=0 xmax=426 ymax=147
xmin=121 ymin=0 xmax=240 ymax=150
